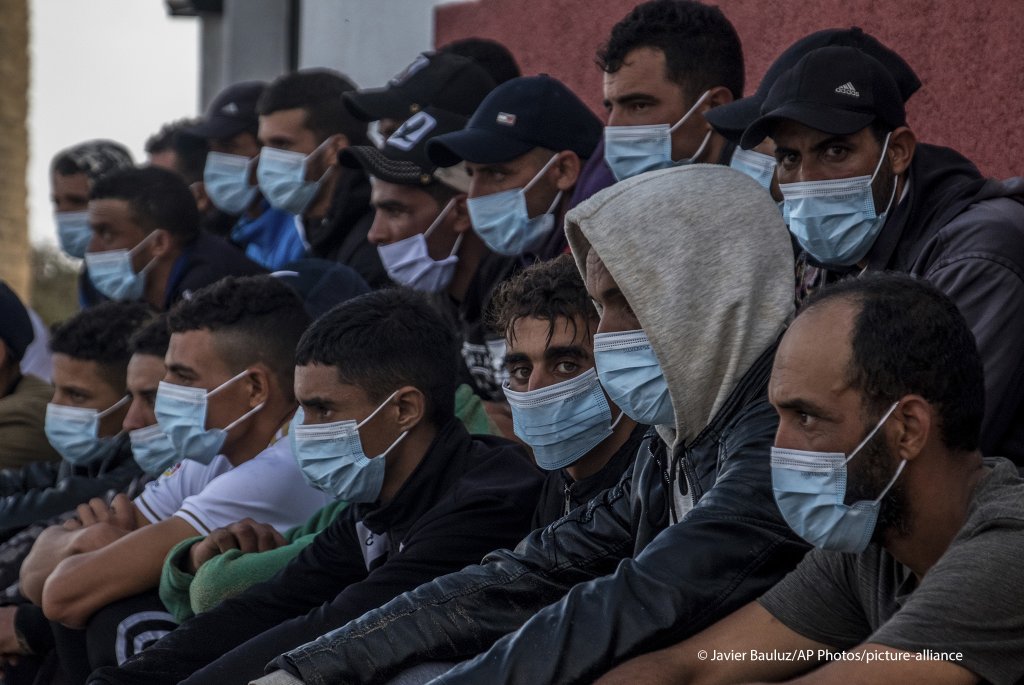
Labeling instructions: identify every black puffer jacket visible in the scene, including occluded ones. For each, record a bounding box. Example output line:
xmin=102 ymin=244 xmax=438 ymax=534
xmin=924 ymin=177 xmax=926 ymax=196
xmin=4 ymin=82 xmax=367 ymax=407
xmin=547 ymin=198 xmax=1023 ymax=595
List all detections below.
xmin=273 ymin=345 xmax=810 ymax=685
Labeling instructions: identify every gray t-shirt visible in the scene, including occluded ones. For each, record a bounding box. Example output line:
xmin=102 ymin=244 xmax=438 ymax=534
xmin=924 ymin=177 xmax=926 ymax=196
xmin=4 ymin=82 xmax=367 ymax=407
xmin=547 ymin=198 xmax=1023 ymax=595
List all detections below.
xmin=759 ymin=457 xmax=1024 ymax=685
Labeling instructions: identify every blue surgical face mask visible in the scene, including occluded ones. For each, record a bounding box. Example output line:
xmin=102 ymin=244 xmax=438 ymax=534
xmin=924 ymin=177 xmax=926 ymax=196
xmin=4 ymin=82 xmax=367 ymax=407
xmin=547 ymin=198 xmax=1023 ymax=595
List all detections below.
xmin=781 ymin=133 xmax=897 ymax=266
xmin=377 ymin=198 xmax=463 ymax=293
xmin=466 ymin=154 xmax=562 ymax=257
xmin=771 ymin=401 xmax=905 ymax=553
xmin=55 ymin=211 xmax=92 ymax=259
xmin=603 ymin=90 xmax=712 ymax=182
xmin=84 ymin=231 xmax=158 ymax=301
xmin=593 ymin=329 xmax=674 ymax=427
xmin=289 ymin=391 xmax=409 ymax=502
xmin=45 ymin=396 xmax=130 ymax=466
xmin=257 ymin=143 xmax=332 ymax=215
xmin=129 ymin=424 xmax=180 ymax=476
xmin=154 ymin=370 xmax=264 ymax=465
xmin=504 ymin=368 xmax=624 ymax=471
xmin=729 ymin=148 xmax=778 ymax=191
xmin=205 ymin=152 xmax=259 ymax=215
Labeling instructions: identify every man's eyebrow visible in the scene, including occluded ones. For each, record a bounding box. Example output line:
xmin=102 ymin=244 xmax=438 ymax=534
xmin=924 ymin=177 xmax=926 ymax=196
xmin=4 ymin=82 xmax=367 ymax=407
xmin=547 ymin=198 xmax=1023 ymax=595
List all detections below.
xmin=502 ymin=352 xmax=530 ymax=367
xmin=774 ymin=397 xmax=838 ymax=421
xmin=606 ymin=92 xmax=657 ymax=106
xmin=167 ymin=363 xmax=196 ymax=377
xmin=373 ymin=199 xmax=408 ymax=212
xmin=298 ymin=396 xmax=334 ymax=411
xmin=810 ymin=134 xmax=855 ymax=153
xmin=544 ymin=345 xmax=590 ymax=361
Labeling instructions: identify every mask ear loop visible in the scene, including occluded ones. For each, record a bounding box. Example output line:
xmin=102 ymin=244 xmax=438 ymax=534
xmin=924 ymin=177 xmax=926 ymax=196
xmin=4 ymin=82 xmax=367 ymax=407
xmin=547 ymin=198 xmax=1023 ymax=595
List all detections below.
xmin=423 ymin=197 xmax=464 ymax=259
xmin=128 ymin=230 xmax=161 ymax=278
xmin=873 ymin=458 xmax=908 ymax=503
xmin=355 ymin=389 xmax=411 ymax=458
xmin=98 ymin=395 xmax=132 ymax=440
xmin=843 ymin=400 xmax=900 ymax=466
xmin=869 ymin=132 xmax=899 ymax=216
xmin=207 ymin=369 xmax=253 ymax=398
xmin=522 ymin=154 xmax=565 ymax=219
xmin=669 ymin=90 xmax=712 ymax=133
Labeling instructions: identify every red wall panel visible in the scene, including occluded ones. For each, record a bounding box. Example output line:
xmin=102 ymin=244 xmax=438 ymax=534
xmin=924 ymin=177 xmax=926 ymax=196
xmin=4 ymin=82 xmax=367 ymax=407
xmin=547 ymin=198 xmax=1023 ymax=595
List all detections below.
xmin=435 ymin=0 xmax=1024 ymax=178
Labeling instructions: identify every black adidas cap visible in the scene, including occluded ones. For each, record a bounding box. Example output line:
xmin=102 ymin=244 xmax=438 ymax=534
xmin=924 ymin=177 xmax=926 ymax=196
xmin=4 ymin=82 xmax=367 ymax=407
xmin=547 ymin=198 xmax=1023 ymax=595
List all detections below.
xmin=706 ymin=27 xmax=920 ymax=145
xmin=426 ymin=74 xmax=602 ymax=167
xmin=741 ymin=46 xmax=907 ymax=150
xmin=342 ymin=52 xmax=496 ymax=122
xmin=182 ymin=81 xmax=266 ymax=140
xmin=339 ymin=107 xmax=471 ymax=192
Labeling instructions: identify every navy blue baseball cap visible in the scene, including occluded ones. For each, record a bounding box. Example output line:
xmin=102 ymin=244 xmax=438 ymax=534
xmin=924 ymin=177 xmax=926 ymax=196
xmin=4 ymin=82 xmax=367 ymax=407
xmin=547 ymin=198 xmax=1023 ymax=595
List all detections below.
xmin=182 ymin=81 xmax=266 ymax=140
xmin=427 ymin=74 xmax=602 ymax=167
xmin=339 ymin=107 xmax=471 ymax=192
xmin=741 ymin=46 xmax=907 ymax=149
xmin=343 ymin=52 xmax=496 ymax=122
xmin=707 ymin=27 xmax=920 ymax=145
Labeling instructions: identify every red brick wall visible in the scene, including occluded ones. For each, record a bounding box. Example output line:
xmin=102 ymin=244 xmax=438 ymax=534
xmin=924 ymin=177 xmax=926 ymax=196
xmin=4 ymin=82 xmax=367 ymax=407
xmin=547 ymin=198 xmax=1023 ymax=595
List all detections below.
xmin=435 ymin=0 xmax=1024 ymax=178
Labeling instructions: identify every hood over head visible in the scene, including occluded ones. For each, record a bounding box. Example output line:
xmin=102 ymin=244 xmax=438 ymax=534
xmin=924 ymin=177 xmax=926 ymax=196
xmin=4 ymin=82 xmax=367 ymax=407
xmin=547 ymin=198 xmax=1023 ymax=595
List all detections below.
xmin=565 ymin=164 xmax=794 ymax=449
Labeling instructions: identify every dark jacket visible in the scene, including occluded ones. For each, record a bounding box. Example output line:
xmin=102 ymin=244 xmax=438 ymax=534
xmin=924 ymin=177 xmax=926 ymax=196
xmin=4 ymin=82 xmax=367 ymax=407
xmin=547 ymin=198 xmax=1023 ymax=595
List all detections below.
xmin=271 ymin=345 xmax=809 ymax=685
xmin=163 ymin=231 xmax=267 ymax=310
xmin=432 ymin=251 xmax=520 ymax=402
xmin=0 ymin=435 xmax=140 ymax=542
xmin=304 ymin=168 xmax=389 ymax=289
xmin=531 ymin=422 xmax=646 ymax=529
xmin=862 ymin=144 xmax=1024 ymax=462
xmin=89 ymin=419 xmax=543 ymax=685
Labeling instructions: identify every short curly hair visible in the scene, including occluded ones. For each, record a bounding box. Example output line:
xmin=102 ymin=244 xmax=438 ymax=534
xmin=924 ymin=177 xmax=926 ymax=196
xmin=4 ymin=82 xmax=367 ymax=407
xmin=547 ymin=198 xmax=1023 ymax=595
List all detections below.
xmin=488 ymin=254 xmax=597 ymax=346
xmin=296 ymin=288 xmax=458 ymax=426
xmin=597 ymin=0 xmax=744 ymax=100
xmin=50 ymin=301 xmax=154 ymax=391
xmin=168 ymin=276 xmax=310 ymax=401
xmin=129 ymin=314 xmax=170 ymax=359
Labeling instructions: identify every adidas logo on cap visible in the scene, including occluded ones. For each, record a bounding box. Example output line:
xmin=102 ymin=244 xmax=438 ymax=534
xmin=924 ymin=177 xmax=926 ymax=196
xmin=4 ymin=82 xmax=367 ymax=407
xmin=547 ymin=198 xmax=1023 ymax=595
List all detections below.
xmin=835 ymin=82 xmax=860 ymax=98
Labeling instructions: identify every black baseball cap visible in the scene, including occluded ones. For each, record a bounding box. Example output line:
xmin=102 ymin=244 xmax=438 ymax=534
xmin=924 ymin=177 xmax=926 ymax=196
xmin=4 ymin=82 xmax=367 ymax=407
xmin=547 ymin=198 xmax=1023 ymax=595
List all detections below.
xmin=339 ymin=107 xmax=471 ymax=192
xmin=182 ymin=81 xmax=266 ymax=140
xmin=271 ymin=259 xmax=370 ymax=320
xmin=0 ymin=282 xmax=33 ymax=362
xmin=342 ymin=52 xmax=496 ymax=122
xmin=740 ymin=46 xmax=907 ymax=150
xmin=706 ymin=27 xmax=920 ymax=145
xmin=427 ymin=75 xmax=602 ymax=167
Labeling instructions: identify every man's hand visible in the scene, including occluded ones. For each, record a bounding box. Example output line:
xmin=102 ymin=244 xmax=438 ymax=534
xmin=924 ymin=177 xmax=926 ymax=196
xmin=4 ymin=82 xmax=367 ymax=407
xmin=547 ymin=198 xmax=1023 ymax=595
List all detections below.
xmin=70 ymin=493 xmax=137 ymax=532
xmin=187 ymin=519 xmax=287 ymax=574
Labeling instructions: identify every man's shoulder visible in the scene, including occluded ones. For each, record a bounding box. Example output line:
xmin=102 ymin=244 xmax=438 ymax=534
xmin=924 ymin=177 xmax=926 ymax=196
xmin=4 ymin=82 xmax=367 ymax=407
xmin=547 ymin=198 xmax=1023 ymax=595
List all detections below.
xmin=964 ymin=458 xmax=1024 ymax=530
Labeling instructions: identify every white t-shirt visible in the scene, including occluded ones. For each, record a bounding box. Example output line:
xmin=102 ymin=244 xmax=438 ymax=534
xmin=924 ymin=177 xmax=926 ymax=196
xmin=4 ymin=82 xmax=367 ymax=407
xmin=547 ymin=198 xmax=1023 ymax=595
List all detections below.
xmin=133 ymin=437 xmax=331 ymax=535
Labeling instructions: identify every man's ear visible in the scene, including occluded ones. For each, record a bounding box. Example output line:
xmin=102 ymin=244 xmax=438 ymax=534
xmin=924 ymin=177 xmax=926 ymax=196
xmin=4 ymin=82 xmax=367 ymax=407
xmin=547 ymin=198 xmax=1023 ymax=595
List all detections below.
xmin=553 ymin=151 xmax=583 ymax=191
xmin=392 ymin=385 xmax=426 ymax=432
xmin=699 ymin=85 xmax=736 ymax=118
xmin=324 ymin=133 xmax=350 ymax=168
xmin=449 ymin=194 xmax=472 ymax=234
xmin=244 ymin=365 xmax=273 ymax=409
xmin=890 ymin=394 xmax=931 ymax=462
xmin=148 ymin=229 xmax=175 ymax=259
xmin=888 ymin=126 xmax=916 ymax=176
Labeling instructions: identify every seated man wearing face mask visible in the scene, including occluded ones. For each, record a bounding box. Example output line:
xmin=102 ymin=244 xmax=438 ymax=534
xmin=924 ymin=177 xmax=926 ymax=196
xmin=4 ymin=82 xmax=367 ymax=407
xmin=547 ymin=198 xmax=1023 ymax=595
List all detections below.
xmin=89 ymin=288 xmax=542 ymax=685
xmin=255 ymin=70 xmax=388 ymax=288
xmin=83 ymin=166 xmax=265 ymax=311
xmin=182 ymin=81 xmax=306 ymax=271
xmin=48 ymin=140 xmax=135 ymax=308
xmin=569 ymin=0 xmax=745 ymax=206
xmin=338 ymin=106 xmax=519 ymax=406
xmin=704 ymin=27 xmax=921 ymax=306
xmin=250 ymin=165 xmax=809 ymax=685
xmin=598 ymin=273 xmax=1024 ymax=685
xmin=0 ymin=302 xmax=151 ymax=542
xmin=490 ymin=255 xmax=647 ymax=527
xmin=740 ymin=46 xmax=1024 ymax=464
xmin=0 ymin=316 xmax=173 ymax=678
xmin=19 ymin=277 xmax=330 ymax=681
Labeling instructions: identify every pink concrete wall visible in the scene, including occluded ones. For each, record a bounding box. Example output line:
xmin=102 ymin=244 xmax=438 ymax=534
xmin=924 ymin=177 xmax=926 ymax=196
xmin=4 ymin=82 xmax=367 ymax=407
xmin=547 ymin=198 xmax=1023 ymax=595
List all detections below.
xmin=435 ymin=0 xmax=1024 ymax=179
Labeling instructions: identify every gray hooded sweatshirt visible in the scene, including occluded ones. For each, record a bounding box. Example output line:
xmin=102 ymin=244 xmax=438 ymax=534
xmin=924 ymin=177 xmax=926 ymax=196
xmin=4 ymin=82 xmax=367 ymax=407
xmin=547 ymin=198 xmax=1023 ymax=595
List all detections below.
xmin=567 ymin=163 xmax=793 ymax=515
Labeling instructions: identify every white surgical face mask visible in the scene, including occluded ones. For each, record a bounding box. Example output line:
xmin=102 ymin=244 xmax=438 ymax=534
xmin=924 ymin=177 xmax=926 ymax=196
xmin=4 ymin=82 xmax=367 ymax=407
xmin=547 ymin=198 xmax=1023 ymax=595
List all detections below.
xmin=780 ymin=132 xmax=897 ymax=266
xmin=377 ymin=198 xmax=463 ymax=293
xmin=466 ymin=154 xmax=562 ymax=257
xmin=603 ymin=90 xmax=712 ymax=181
xmin=84 ymin=231 xmax=158 ymax=301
